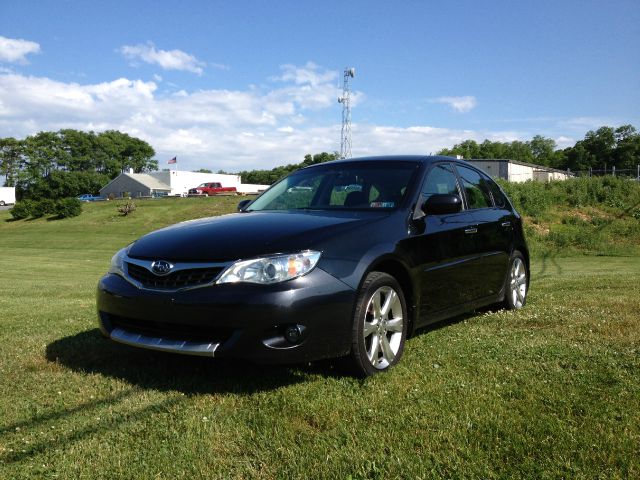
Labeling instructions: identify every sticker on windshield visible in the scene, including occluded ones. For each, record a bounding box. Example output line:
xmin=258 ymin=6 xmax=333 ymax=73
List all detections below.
xmin=370 ymin=202 xmax=395 ymax=208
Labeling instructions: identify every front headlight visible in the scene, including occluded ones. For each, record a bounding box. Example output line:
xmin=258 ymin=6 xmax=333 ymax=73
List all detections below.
xmin=217 ymin=250 xmax=321 ymax=285
xmin=108 ymin=243 xmax=133 ymax=277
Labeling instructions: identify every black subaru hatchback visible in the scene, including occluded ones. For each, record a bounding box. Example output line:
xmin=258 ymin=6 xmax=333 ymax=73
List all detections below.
xmin=97 ymin=156 xmax=529 ymax=376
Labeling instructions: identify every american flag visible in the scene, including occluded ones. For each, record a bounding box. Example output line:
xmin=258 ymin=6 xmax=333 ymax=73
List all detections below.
xmin=167 ymin=156 xmax=177 ymax=164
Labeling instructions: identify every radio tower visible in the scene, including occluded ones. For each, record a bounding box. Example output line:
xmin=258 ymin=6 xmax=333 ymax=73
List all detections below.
xmin=338 ymin=67 xmax=355 ymax=159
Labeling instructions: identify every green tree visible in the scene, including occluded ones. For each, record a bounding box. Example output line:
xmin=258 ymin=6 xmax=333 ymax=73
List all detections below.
xmin=239 ymin=152 xmax=338 ymax=185
xmin=20 ymin=170 xmax=110 ymax=200
xmin=0 ymin=137 xmax=24 ymax=187
xmin=439 ymin=140 xmax=481 ymax=159
xmin=58 ymin=129 xmax=96 ymax=171
xmin=613 ymin=125 xmax=640 ymax=170
xmin=95 ymin=130 xmax=156 ymax=177
xmin=23 ymin=131 xmax=67 ymax=178
xmin=528 ymin=135 xmax=556 ymax=166
xmin=565 ymin=141 xmax=596 ymax=171
xmin=505 ymin=141 xmax=534 ymax=162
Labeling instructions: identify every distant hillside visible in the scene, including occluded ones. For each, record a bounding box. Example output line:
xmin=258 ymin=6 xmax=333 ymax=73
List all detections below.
xmin=499 ymin=176 xmax=640 ymax=257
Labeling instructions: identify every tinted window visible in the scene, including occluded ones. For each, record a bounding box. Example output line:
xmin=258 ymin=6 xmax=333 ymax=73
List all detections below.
xmin=455 ymin=165 xmax=493 ymax=209
xmin=486 ymin=178 xmax=507 ymax=208
xmin=247 ymin=161 xmax=419 ymax=211
xmin=421 ymin=163 xmax=460 ymax=201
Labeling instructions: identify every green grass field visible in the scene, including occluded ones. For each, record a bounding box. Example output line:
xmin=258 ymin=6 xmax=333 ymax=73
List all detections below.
xmin=1 ymin=198 xmax=639 ymax=479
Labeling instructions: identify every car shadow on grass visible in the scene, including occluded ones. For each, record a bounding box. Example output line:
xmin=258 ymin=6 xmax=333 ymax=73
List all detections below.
xmin=46 ymin=329 xmax=316 ymax=394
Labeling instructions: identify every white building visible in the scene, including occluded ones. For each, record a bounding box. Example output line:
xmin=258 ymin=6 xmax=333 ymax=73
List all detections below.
xmin=468 ymin=159 xmax=573 ymax=183
xmin=100 ymin=170 xmax=267 ymax=198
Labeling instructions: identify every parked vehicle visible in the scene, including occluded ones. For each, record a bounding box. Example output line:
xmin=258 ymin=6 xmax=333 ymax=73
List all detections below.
xmin=0 ymin=187 xmax=16 ymax=206
xmin=77 ymin=193 xmax=104 ymax=202
xmin=97 ymin=156 xmax=529 ymax=376
xmin=188 ymin=182 xmax=237 ymax=196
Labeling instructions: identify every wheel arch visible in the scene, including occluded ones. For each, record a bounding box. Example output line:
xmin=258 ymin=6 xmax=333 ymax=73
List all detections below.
xmin=363 ymin=257 xmax=417 ymax=337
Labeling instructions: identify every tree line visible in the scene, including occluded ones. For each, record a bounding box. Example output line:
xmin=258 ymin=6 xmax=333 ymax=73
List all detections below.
xmin=235 ymin=152 xmax=339 ymax=185
xmin=0 ymin=129 xmax=156 ymax=199
xmin=2 ymin=124 xmax=638 ymax=200
xmin=438 ymin=125 xmax=640 ymax=173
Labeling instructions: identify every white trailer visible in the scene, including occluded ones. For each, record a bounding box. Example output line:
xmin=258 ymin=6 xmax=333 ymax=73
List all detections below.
xmin=236 ymin=183 xmax=270 ymax=195
xmin=0 ymin=187 xmax=16 ymax=206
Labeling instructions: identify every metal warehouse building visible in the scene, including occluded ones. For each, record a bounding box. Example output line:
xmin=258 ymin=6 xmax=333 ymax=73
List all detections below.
xmin=468 ymin=159 xmax=572 ymax=182
xmin=100 ymin=170 xmax=242 ymax=198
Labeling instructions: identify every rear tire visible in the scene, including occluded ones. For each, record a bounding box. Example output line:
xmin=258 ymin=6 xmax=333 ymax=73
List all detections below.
xmin=350 ymin=272 xmax=408 ymax=377
xmin=503 ymin=251 xmax=528 ymax=310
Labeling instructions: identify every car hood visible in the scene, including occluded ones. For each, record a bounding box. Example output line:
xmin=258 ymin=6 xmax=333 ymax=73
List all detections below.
xmin=128 ymin=210 xmax=386 ymax=262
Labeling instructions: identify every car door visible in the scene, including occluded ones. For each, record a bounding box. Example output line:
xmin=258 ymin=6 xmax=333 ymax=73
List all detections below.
xmin=409 ymin=162 xmax=482 ymax=315
xmin=454 ymin=164 xmax=512 ymax=299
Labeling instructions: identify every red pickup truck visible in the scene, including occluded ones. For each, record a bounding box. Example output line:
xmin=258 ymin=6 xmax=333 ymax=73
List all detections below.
xmin=188 ymin=182 xmax=237 ymax=196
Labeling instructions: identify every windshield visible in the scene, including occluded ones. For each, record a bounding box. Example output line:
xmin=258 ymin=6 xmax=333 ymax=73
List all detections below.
xmin=247 ymin=161 xmax=420 ymax=212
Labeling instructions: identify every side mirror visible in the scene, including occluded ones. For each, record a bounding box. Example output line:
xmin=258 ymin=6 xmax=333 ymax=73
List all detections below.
xmin=237 ymin=199 xmax=252 ymax=212
xmin=421 ymin=194 xmax=463 ymax=215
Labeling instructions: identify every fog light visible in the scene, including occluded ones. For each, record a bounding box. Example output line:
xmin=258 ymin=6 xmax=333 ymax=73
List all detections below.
xmin=284 ymin=325 xmax=302 ymax=344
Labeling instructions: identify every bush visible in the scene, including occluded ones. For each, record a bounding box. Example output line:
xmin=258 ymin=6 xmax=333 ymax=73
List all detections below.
xmin=117 ymin=201 xmax=137 ymax=216
xmin=55 ymin=197 xmax=83 ymax=218
xmin=31 ymin=198 xmax=57 ymax=218
xmin=10 ymin=200 xmax=36 ymax=220
xmin=18 ymin=170 xmax=111 ymax=201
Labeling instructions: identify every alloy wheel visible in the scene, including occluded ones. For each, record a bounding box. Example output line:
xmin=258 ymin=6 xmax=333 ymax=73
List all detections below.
xmin=509 ymin=257 xmax=527 ymax=308
xmin=362 ymin=286 xmax=404 ymax=369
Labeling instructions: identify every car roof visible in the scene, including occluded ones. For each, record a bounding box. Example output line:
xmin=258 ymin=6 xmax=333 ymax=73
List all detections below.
xmin=304 ymin=155 xmax=463 ymax=168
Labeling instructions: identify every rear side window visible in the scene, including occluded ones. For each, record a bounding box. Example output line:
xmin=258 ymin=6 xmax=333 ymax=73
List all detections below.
xmin=421 ymin=163 xmax=460 ymax=201
xmin=455 ymin=165 xmax=493 ymax=209
xmin=486 ymin=179 xmax=507 ymax=208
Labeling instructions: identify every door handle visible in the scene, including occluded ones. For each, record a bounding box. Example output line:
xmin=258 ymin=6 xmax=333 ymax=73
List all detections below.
xmin=501 ymin=221 xmax=511 ymax=228
xmin=464 ymin=227 xmax=478 ymax=234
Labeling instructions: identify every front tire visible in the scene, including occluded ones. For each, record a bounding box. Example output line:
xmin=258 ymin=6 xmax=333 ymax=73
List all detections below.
xmin=350 ymin=272 xmax=408 ymax=377
xmin=504 ymin=251 xmax=528 ymax=309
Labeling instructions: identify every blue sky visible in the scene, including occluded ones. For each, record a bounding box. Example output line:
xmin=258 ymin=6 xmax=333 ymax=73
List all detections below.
xmin=1 ymin=0 xmax=638 ymax=171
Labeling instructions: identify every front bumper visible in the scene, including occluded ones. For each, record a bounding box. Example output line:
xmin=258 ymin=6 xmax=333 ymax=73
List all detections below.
xmin=96 ymin=267 xmax=356 ymax=364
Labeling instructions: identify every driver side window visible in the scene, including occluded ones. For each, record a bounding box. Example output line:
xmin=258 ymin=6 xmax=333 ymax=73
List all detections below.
xmin=421 ymin=163 xmax=460 ymax=202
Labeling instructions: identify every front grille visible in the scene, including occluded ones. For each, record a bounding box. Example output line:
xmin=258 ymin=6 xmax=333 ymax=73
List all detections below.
xmin=126 ymin=262 xmax=223 ymax=289
xmin=108 ymin=314 xmax=235 ymax=343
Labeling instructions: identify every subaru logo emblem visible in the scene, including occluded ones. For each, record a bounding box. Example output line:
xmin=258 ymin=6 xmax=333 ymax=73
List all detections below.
xmin=151 ymin=260 xmax=173 ymax=276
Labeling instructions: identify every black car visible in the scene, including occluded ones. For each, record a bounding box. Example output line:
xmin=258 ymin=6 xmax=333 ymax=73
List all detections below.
xmin=97 ymin=156 xmax=529 ymax=376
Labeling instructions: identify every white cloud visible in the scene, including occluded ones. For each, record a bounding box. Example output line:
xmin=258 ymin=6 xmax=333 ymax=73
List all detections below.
xmin=211 ymin=63 xmax=230 ymax=71
xmin=555 ymin=135 xmax=575 ymax=149
xmin=350 ymin=125 xmax=520 ymax=157
xmin=274 ymin=62 xmax=337 ymax=86
xmin=119 ymin=43 xmax=205 ymax=75
xmin=431 ymin=96 xmax=478 ymax=113
xmin=0 ymin=64 xmax=530 ymax=172
xmin=0 ymin=36 xmax=41 ymax=64
xmin=559 ymin=116 xmax=614 ymax=131
xmin=268 ymin=62 xmax=350 ymax=110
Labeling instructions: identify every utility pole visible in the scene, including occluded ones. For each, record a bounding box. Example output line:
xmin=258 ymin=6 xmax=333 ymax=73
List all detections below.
xmin=338 ymin=67 xmax=355 ymax=159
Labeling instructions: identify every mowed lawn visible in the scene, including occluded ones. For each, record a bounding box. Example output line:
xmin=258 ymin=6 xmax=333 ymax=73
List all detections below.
xmin=0 ymin=198 xmax=638 ymax=479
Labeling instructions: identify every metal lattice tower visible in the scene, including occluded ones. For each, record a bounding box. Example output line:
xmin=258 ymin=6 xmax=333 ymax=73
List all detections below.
xmin=338 ymin=67 xmax=355 ymax=159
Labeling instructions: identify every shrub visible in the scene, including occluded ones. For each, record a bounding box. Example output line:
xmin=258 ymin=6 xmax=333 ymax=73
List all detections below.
xmin=10 ymin=200 xmax=35 ymax=220
xmin=55 ymin=197 xmax=83 ymax=218
xmin=18 ymin=170 xmax=110 ymax=200
xmin=31 ymin=198 xmax=57 ymax=218
xmin=118 ymin=201 xmax=137 ymax=216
